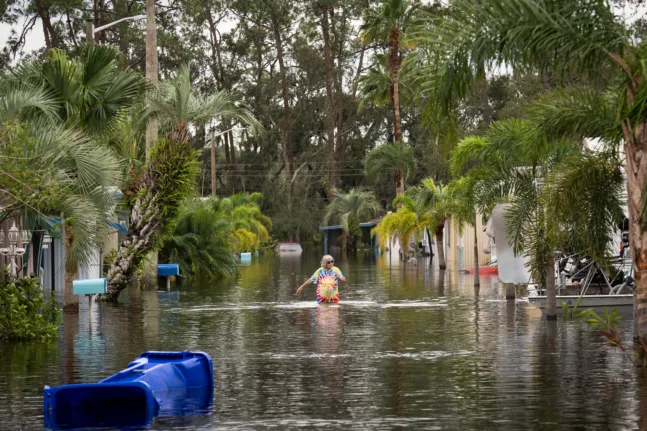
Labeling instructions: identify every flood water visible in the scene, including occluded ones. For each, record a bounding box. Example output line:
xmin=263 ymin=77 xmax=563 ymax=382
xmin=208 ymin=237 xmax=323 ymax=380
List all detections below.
xmin=1 ymin=252 xmax=645 ymax=430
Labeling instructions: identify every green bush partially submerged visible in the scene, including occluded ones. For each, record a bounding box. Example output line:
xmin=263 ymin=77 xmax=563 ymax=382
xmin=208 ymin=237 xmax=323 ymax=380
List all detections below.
xmin=0 ymin=271 xmax=61 ymax=341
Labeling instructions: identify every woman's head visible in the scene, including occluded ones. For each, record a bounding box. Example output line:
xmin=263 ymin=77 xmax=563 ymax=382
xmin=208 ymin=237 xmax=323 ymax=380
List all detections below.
xmin=321 ymin=255 xmax=335 ymax=267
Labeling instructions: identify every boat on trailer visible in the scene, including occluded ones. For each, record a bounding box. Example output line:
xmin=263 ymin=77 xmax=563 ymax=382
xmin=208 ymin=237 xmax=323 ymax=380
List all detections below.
xmin=528 ymin=294 xmax=633 ymax=309
xmin=275 ymin=242 xmax=303 ymax=253
xmin=44 ymin=351 xmax=213 ymax=430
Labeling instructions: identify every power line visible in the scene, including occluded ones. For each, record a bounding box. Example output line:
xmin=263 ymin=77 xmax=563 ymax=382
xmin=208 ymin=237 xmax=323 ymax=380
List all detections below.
xmin=205 ymin=173 xmax=369 ymax=177
xmin=206 ymin=168 xmax=368 ymax=173
xmin=205 ymin=163 xmax=370 ymax=168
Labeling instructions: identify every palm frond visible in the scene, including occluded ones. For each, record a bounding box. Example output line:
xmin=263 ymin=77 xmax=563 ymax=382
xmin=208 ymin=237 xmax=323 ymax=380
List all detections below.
xmin=418 ymin=0 xmax=626 ymax=112
xmin=529 ymin=88 xmax=621 ymax=148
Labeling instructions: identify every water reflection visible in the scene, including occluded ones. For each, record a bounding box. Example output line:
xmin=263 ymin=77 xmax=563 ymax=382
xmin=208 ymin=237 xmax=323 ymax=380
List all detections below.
xmin=0 ymin=252 xmax=644 ymax=430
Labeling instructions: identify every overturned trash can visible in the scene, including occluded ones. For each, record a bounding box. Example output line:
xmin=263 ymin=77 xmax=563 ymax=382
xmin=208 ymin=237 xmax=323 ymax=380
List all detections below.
xmin=43 ymin=351 xmax=213 ymax=430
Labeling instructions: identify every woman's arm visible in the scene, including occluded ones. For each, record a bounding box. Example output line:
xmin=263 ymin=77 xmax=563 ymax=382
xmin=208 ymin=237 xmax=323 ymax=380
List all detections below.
xmin=334 ymin=267 xmax=347 ymax=283
xmin=296 ymin=278 xmax=313 ymax=294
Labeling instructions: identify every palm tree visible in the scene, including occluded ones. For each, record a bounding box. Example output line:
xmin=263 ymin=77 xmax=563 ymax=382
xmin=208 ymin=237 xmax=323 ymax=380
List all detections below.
xmin=10 ymin=45 xmax=144 ymax=136
xmin=146 ymin=64 xmax=260 ymax=135
xmin=212 ymin=193 xmax=272 ymax=253
xmin=450 ymin=118 xmax=623 ymax=315
xmin=420 ymin=0 xmax=647 ymax=327
xmin=408 ymin=178 xmax=452 ymax=269
xmin=6 ymin=45 xmax=144 ymax=307
xmin=365 ymin=140 xmax=416 ymax=197
xmin=447 ymin=177 xmax=482 ymax=286
xmin=359 ymin=52 xmax=415 ymax=112
xmin=105 ymin=66 xmax=262 ymax=301
xmin=0 ymin=74 xmax=123 ymax=273
xmin=360 ymin=0 xmax=421 ymax=141
xmin=324 ymin=188 xmax=382 ymax=250
xmin=376 ymin=195 xmax=432 ymax=261
xmin=160 ymin=199 xmax=238 ymax=279
xmin=105 ymin=126 xmax=201 ymax=301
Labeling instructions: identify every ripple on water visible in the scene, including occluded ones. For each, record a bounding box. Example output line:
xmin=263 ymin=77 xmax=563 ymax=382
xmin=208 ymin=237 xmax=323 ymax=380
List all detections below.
xmin=178 ymin=300 xmax=449 ymax=313
xmin=374 ymin=350 xmax=473 ymax=360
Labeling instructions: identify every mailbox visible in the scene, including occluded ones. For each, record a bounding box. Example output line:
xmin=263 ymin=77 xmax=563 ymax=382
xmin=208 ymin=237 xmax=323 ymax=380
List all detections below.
xmin=72 ymin=278 xmax=107 ymax=295
xmin=158 ymin=264 xmax=180 ymax=277
xmin=240 ymin=252 xmax=252 ymax=261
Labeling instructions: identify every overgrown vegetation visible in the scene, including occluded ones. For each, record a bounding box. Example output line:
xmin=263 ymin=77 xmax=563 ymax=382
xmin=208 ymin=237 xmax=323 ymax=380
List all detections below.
xmin=105 ymin=129 xmax=201 ymax=301
xmin=0 ymin=271 xmax=60 ymax=341
xmin=160 ymin=193 xmax=273 ymax=279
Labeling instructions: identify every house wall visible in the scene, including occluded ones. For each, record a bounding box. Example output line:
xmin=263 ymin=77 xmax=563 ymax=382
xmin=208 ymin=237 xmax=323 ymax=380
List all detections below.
xmin=444 ymin=215 xmax=491 ymax=270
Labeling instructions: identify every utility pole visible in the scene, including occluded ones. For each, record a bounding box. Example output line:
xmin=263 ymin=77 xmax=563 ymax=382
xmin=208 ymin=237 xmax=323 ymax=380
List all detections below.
xmin=210 ymin=128 xmax=217 ymax=197
xmin=85 ymin=21 xmax=94 ymax=44
xmin=142 ymin=0 xmax=159 ymax=288
xmin=145 ymin=0 xmax=158 ymax=160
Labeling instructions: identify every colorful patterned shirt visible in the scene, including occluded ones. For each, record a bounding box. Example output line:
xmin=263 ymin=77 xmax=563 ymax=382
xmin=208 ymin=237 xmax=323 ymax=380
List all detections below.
xmin=310 ymin=266 xmax=344 ymax=303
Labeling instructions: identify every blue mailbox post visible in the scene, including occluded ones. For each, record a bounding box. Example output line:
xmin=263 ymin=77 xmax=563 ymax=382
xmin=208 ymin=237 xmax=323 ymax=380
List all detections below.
xmin=158 ymin=264 xmax=179 ymax=290
xmin=72 ymin=278 xmax=107 ymax=320
xmin=72 ymin=278 xmax=107 ymax=295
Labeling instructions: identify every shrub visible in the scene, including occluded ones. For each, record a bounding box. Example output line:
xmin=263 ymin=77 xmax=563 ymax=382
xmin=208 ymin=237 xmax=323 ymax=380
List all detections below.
xmin=0 ymin=271 xmax=61 ymax=341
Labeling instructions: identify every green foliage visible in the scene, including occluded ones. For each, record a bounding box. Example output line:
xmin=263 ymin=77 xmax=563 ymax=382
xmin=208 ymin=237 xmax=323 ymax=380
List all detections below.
xmin=9 ymin=44 xmax=145 ymax=135
xmin=324 ymin=188 xmax=382 ymax=251
xmin=448 ymin=117 xmax=622 ymax=290
xmin=143 ymin=134 xmax=201 ymax=251
xmin=374 ymin=195 xmax=432 ymax=259
xmin=544 ymin=152 xmax=625 ymax=265
xmin=212 ymin=193 xmax=273 ymax=253
xmin=418 ymin=0 xmax=624 ymax=110
xmin=560 ymin=296 xmax=583 ymax=321
xmin=161 ymin=198 xmax=238 ymax=279
xmin=146 ymin=64 xmax=260 ymax=133
xmin=160 ymin=192 xmax=273 ymax=278
xmin=575 ymin=307 xmax=642 ymax=364
xmin=324 ymin=188 xmax=382 ymax=233
xmin=365 ymin=140 xmax=416 ymax=191
xmin=407 ymin=178 xmax=451 ymax=231
xmin=0 ymin=271 xmax=60 ymax=341
xmin=102 ymin=248 xmax=118 ymax=277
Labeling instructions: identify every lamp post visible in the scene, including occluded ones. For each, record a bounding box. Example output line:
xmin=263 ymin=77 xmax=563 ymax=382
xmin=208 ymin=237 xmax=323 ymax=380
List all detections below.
xmin=84 ymin=11 xmax=156 ymax=159
xmin=0 ymin=222 xmax=32 ymax=277
xmin=145 ymin=0 xmax=158 ymax=161
xmin=85 ymin=14 xmax=146 ymax=44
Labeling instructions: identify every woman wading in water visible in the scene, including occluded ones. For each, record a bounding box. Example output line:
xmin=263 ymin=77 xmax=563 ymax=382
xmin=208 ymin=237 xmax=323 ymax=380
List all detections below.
xmin=296 ymin=255 xmax=347 ymax=303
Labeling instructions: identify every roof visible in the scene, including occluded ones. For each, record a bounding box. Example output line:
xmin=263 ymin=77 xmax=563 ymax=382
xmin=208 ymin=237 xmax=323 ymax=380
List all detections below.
xmin=41 ymin=215 xmax=128 ymax=233
xmin=319 ymin=222 xmax=377 ymax=231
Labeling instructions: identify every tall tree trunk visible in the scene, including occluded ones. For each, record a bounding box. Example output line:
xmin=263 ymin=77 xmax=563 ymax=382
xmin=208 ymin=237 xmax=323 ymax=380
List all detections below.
xmin=435 ymin=223 xmax=446 ymax=270
xmin=228 ymin=127 xmax=238 ymax=192
xmin=222 ymin=131 xmax=231 ymax=194
xmin=390 ymin=31 xmax=402 ymax=142
xmin=145 ymin=0 xmax=158 ymax=160
xmin=351 ymin=42 xmax=367 ymax=100
xmin=210 ymin=128 xmax=217 ymax=197
xmin=270 ymin=14 xmax=293 ymax=178
xmin=223 ymin=131 xmax=231 ymax=165
xmin=63 ymin=225 xmax=78 ymax=311
xmin=395 ymin=168 xmax=404 ymax=197
xmin=473 ymin=226 xmax=480 ymax=287
xmin=35 ymin=0 xmax=57 ymax=49
xmin=106 ymin=127 xmax=197 ymax=301
xmin=206 ymin=12 xmax=224 ymax=89
xmin=546 ymin=252 xmax=557 ymax=319
xmin=270 ymin=12 xmax=294 ymax=220
xmin=321 ymin=5 xmax=337 ymax=195
xmin=622 ymin=121 xmax=647 ymax=335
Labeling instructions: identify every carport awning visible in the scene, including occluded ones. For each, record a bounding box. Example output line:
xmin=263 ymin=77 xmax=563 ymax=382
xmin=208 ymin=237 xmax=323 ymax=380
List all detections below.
xmin=106 ymin=219 xmax=128 ymax=232
xmin=40 ymin=215 xmax=128 ymax=233
xmin=319 ymin=222 xmax=377 ymax=232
